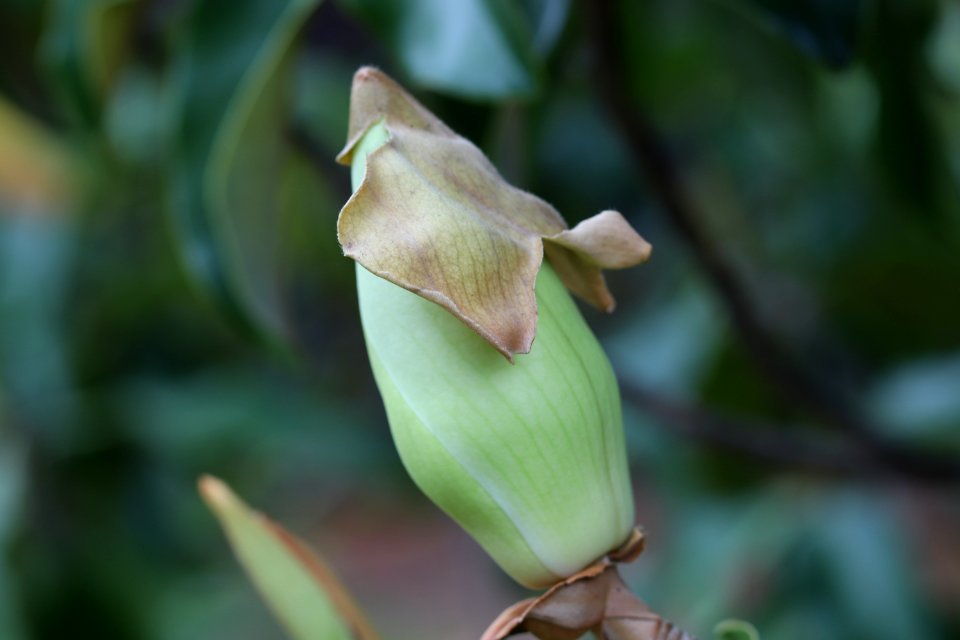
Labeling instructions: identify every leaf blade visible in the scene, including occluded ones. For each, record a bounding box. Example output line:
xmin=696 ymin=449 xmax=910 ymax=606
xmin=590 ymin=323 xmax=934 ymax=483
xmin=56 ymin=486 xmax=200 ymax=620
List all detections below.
xmin=170 ymin=0 xmax=321 ymax=342
xmin=199 ymin=475 xmax=378 ymax=640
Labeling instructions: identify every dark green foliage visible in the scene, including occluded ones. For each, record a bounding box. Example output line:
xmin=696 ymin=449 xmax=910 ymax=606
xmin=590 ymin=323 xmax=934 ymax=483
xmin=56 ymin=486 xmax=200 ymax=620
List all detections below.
xmin=729 ymin=0 xmax=861 ymax=68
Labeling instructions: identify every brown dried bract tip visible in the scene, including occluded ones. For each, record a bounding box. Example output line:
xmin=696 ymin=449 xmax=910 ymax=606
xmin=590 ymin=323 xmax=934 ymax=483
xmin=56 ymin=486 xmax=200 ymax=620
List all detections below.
xmin=608 ymin=527 xmax=646 ymax=565
xmin=336 ymin=67 xmax=652 ymax=359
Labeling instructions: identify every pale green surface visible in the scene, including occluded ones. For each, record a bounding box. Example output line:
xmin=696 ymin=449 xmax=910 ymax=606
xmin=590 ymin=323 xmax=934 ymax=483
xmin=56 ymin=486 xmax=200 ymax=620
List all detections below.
xmin=357 ymin=261 xmax=634 ymax=587
xmin=367 ymin=343 xmax=557 ymax=586
xmin=205 ymin=482 xmax=353 ymax=640
xmin=348 ymin=120 xmax=389 ymax=193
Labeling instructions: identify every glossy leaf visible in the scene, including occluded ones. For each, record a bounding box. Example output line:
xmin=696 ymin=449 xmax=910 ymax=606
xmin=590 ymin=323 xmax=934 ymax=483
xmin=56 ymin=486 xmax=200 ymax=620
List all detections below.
xmin=337 ymin=0 xmax=541 ymax=99
xmin=171 ymin=0 xmax=321 ymax=341
xmin=338 ymin=68 xmax=651 ymax=358
xmin=199 ymin=475 xmax=378 ymax=640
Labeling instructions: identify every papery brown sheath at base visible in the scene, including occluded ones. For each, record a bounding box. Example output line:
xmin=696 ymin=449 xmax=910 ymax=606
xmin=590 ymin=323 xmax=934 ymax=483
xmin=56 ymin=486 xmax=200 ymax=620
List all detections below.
xmin=482 ymin=565 xmax=696 ymax=640
xmin=481 ymin=529 xmax=696 ymax=640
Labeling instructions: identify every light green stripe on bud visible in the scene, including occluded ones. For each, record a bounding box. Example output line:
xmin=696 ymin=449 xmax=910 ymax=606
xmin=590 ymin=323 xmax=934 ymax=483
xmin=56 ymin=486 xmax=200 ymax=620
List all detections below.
xmin=349 ymin=122 xmax=635 ymax=589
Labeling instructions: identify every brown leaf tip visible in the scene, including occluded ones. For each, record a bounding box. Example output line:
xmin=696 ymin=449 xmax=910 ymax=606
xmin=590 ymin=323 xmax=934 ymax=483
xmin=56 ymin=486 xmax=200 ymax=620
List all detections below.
xmin=197 ymin=474 xmax=232 ymax=509
xmin=354 ymin=65 xmax=383 ymax=83
xmin=337 ymin=65 xmax=450 ymax=166
xmin=608 ymin=526 xmax=646 ymax=564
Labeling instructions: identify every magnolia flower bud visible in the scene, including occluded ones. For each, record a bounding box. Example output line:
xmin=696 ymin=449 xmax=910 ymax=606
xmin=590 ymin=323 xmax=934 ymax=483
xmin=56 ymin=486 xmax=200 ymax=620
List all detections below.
xmin=338 ymin=68 xmax=650 ymax=589
xmin=357 ymin=255 xmax=634 ymax=589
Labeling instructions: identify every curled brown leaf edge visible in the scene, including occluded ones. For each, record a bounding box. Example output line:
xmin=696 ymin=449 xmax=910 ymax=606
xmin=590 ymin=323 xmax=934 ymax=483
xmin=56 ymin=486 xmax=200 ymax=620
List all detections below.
xmin=481 ymin=527 xmax=697 ymax=640
xmin=336 ymin=67 xmax=652 ymax=360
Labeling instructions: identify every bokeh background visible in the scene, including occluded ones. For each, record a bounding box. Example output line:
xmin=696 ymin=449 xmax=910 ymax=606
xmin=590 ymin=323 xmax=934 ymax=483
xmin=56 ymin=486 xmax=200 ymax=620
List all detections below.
xmin=1 ymin=0 xmax=959 ymax=638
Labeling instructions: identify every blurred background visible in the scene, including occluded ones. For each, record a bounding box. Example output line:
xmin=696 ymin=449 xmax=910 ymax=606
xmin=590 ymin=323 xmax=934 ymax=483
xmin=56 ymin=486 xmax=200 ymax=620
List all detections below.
xmin=1 ymin=0 xmax=959 ymax=638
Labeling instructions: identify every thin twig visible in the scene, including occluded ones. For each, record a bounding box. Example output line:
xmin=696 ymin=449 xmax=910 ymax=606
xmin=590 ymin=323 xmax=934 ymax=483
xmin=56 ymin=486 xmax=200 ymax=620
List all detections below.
xmin=621 ymin=382 xmax=880 ymax=479
xmin=621 ymin=382 xmax=960 ymax=484
xmin=586 ymin=1 xmax=960 ymax=483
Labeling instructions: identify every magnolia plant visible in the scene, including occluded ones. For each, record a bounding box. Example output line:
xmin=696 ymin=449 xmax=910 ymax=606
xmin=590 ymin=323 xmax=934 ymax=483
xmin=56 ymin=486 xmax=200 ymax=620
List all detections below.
xmin=200 ymin=68 xmax=755 ymax=640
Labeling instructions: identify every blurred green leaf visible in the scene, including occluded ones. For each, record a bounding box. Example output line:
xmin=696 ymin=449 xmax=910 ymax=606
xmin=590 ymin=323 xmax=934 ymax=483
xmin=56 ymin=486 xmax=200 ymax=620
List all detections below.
xmin=0 ymin=215 xmax=76 ymax=443
xmin=867 ymin=353 xmax=960 ymax=451
xmin=533 ymin=91 xmax=636 ymax=217
xmin=628 ymin=489 xmax=800 ymax=634
xmin=0 ymin=424 xmax=28 ymax=640
xmin=862 ymin=0 xmax=957 ymax=225
xmin=40 ymin=0 xmax=137 ymax=128
xmin=721 ymin=0 xmax=861 ymax=68
xmin=170 ymin=0 xmax=321 ymax=343
xmin=928 ymin=2 xmax=960 ymax=93
xmin=104 ymin=64 xmax=175 ymax=165
xmin=293 ymin=55 xmax=354 ymax=156
xmin=714 ymin=619 xmax=759 ymax=640
xmin=117 ymin=366 xmax=394 ymax=482
xmin=200 ymin=476 xmax=377 ymax=640
xmin=606 ymin=285 xmax=721 ymax=399
xmin=823 ymin=224 xmax=960 ymax=364
xmin=816 ymin=493 xmax=931 ymax=640
xmin=337 ymin=0 xmax=541 ymax=99
xmin=516 ymin=0 xmax=570 ymax=56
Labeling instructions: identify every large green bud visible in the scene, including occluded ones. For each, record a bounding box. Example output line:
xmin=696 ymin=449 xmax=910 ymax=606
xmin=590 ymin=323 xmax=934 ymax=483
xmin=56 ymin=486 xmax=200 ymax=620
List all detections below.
xmin=357 ymin=258 xmax=634 ymax=588
xmin=337 ymin=68 xmax=651 ymax=589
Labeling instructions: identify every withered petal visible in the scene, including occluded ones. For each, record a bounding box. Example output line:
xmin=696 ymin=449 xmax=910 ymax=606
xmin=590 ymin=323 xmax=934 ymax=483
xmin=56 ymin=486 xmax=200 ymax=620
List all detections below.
xmin=545 ymin=210 xmax=653 ymax=271
xmin=337 ymin=67 xmax=652 ymax=358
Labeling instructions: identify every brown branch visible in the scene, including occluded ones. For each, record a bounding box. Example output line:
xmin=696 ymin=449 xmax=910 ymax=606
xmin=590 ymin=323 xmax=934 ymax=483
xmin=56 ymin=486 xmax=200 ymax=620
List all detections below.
xmin=621 ymin=382 xmax=880 ymax=479
xmin=621 ymin=382 xmax=960 ymax=484
xmin=585 ymin=1 xmax=960 ymax=484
